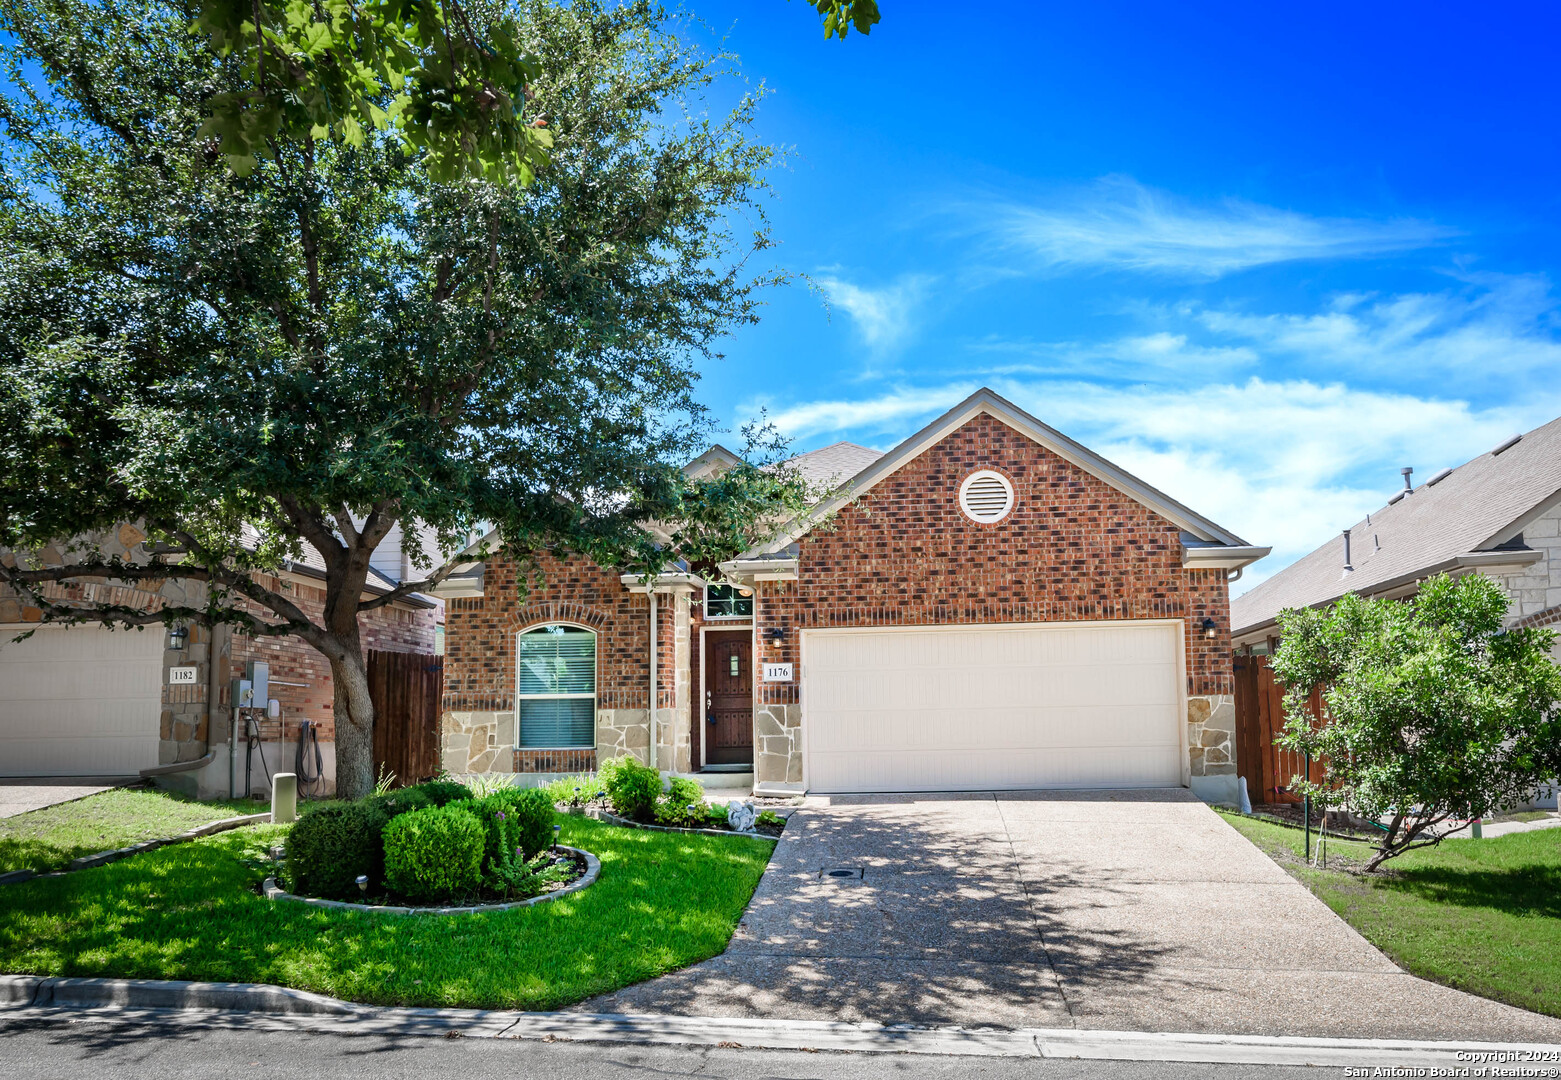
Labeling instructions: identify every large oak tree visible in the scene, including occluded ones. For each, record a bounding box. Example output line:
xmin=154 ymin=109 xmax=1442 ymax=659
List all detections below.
xmin=0 ymin=0 xmax=810 ymax=798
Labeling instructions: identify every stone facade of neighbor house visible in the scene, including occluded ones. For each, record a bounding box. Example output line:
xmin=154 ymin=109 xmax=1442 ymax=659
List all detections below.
xmin=1504 ymin=502 xmax=1561 ymax=662
xmin=749 ymin=412 xmax=1236 ymax=795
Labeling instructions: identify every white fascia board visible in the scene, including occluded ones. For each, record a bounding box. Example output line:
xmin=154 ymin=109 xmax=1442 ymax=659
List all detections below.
xmin=739 ymin=387 xmax=1249 ymax=559
xmin=619 ymin=571 xmax=704 ymax=594
xmin=717 ymin=556 xmax=798 ymax=582
xmin=1181 ymin=544 xmax=1272 ymax=570
xmin=427 ymin=569 xmax=485 ymax=600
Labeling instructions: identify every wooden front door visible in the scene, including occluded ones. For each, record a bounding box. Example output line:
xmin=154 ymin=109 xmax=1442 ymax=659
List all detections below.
xmin=704 ymin=631 xmax=753 ymax=766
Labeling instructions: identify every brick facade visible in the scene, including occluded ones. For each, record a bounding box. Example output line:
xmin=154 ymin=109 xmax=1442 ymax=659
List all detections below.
xmin=442 ymin=411 xmax=1240 ymax=796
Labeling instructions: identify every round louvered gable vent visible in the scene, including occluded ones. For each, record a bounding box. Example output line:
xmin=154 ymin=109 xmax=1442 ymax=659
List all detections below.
xmin=958 ymin=470 xmax=1015 ymax=524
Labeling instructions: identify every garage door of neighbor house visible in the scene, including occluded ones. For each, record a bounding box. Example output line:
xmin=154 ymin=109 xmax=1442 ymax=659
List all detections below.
xmin=0 ymin=625 xmax=164 ymax=776
xmin=803 ymin=621 xmax=1184 ymax=793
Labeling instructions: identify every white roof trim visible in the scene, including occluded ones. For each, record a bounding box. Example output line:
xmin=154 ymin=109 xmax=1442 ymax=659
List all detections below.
xmin=1182 ymin=544 xmax=1272 ymax=570
xmin=741 ymin=388 xmax=1252 ymax=558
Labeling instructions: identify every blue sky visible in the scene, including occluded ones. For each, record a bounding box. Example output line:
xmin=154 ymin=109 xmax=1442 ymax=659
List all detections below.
xmin=688 ymin=1 xmax=1561 ymax=592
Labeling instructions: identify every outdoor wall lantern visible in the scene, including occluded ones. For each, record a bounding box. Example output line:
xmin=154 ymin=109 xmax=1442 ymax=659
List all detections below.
xmin=1201 ymin=618 xmax=1219 ymax=639
xmin=764 ymin=626 xmax=785 ymax=644
xmin=166 ymin=623 xmax=189 ymax=651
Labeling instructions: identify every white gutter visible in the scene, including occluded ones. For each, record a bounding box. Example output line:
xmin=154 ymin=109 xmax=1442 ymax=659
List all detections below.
xmin=1181 ymin=544 xmax=1272 ymax=571
xmin=716 ymin=556 xmax=798 ymax=582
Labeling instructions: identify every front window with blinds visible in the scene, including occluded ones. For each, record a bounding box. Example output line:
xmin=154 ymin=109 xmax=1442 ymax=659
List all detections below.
xmin=517 ymin=625 xmax=596 ymax=749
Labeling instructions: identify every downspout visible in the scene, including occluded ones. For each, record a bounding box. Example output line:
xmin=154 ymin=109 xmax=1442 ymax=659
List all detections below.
xmin=648 ymin=586 xmax=658 ymax=772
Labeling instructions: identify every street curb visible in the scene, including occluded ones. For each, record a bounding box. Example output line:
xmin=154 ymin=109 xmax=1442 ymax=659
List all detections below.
xmin=2 ymin=975 xmax=1557 ymax=1065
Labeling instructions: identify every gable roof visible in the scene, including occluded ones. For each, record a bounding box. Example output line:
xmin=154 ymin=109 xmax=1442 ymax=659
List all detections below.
xmin=787 ymin=441 xmax=885 ymax=495
xmin=1231 ymin=413 xmax=1561 ymax=638
xmin=730 ymin=387 xmax=1264 ymax=565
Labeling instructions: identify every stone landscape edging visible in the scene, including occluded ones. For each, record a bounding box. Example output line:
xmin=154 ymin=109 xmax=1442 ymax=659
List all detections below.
xmin=261 ymin=844 xmax=600 ymax=915
xmin=573 ymin=805 xmax=779 ymax=839
xmin=0 ymin=811 xmax=272 ymax=887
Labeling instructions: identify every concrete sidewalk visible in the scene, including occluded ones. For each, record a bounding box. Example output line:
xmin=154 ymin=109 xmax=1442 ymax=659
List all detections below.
xmin=579 ymin=789 xmax=1561 ymax=1042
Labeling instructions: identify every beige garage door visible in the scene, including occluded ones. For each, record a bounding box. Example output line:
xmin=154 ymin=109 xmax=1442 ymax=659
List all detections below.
xmin=803 ymin=621 xmax=1184 ymax=793
xmin=0 ymin=625 xmax=163 ymax=776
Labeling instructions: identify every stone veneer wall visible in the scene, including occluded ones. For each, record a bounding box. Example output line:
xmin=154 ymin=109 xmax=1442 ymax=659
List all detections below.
xmin=1186 ymin=694 xmax=1237 ymax=803
xmin=441 ymin=550 xmax=662 ymax=776
xmin=753 ymin=412 xmax=1236 ymax=791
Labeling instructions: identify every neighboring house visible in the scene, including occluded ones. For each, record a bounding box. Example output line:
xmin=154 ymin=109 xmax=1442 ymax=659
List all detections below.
xmin=435 ymin=388 xmax=1270 ymax=802
xmin=0 ymin=526 xmax=442 ymax=797
xmin=1232 ymin=414 xmax=1561 ymax=661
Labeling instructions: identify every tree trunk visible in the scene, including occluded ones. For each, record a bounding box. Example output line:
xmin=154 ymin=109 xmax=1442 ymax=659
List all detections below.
xmin=330 ymin=643 xmax=376 ymax=801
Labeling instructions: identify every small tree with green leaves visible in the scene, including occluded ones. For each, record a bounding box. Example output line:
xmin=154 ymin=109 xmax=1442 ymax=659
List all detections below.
xmin=1272 ymin=573 xmax=1561 ymax=871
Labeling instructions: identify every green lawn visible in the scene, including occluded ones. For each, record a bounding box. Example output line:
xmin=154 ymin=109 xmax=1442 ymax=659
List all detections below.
xmin=1220 ymin=810 xmax=1561 ymax=1018
xmin=0 ymin=815 xmax=773 ymax=1010
xmin=0 ymin=788 xmax=260 ymax=873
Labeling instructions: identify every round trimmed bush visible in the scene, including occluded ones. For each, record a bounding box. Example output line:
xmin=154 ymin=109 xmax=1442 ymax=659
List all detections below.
xmin=383 ymin=804 xmax=484 ymax=902
xmin=478 ymin=787 xmax=555 ymax=861
xmin=410 ymin=779 xmax=473 ymax=807
xmin=284 ymin=801 xmax=389 ymax=899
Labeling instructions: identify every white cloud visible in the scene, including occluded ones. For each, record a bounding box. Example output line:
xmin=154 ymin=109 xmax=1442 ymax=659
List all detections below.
xmin=966 ymin=176 xmax=1454 ymax=279
xmin=815 ymin=273 xmax=935 ymax=354
xmin=1195 ymin=273 xmax=1561 ymax=383
xmin=746 ymin=375 xmax=1561 ymax=596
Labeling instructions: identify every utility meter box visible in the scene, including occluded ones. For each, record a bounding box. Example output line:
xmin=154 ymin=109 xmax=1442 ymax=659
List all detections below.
xmin=230 ymin=678 xmax=254 ymax=708
xmin=245 ymin=661 xmax=270 ymax=705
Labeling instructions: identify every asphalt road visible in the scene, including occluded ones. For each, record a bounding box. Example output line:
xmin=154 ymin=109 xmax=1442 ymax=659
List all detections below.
xmin=1 ymin=1015 xmax=1330 ymax=1079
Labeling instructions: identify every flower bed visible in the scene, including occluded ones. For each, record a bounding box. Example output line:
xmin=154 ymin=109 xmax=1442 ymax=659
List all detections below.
xmin=545 ymin=758 xmax=788 ymax=836
xmin=263 ymin=844 xmax=598 ymax=915
xmin=280 ymin=779 xmax=571 ymax=907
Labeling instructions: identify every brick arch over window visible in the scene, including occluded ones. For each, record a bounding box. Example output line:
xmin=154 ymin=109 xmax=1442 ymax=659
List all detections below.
xmin=442 ymin=550 xmax=651 ymax=713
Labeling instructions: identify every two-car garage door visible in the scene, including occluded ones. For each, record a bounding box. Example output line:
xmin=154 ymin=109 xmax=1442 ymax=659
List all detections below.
xmin=803 ymin=621 xmax=1184 ymax=793
xmin=0 ymin=625 xmax=163 ymax=776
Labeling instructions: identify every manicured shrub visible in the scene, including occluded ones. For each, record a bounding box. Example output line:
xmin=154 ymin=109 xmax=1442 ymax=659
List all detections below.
xmin=365 ymin=786 xmax=433 ymax=821
xmin=654 ymin=776 xmax=708 ymax=827
xmin=477 ymin=787 xmax=555 ymax=861
xmin=410 ymin=779 xmax=473 ymax=807
xmin=599 ymin=755 xmax=661 ymax=821
xmin=284 ymin=800 xmax=389 ymax=899
xmin=382 ymin=804 xmax=484 ymax=902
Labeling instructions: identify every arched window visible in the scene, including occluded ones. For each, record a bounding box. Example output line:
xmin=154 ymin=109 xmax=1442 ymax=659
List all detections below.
xmin=517 ymin=624 xmax=596 ymax=749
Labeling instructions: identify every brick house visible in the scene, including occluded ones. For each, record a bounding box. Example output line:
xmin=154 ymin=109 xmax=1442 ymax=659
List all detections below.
xmin=437 ymin=389 xmax=1269 ymax=802
xmin=0 ymin=525 xmax=440 ymax=798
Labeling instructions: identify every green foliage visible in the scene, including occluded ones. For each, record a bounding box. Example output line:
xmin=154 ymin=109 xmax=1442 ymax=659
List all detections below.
xmin=808 ymin=0 xmax=880 ymax=39
xmin=0 ymin=0 xmax=812 ymax=801
xmin=0 ymin=789 xmax=259 ymax=874
xmin=284 ymin=801 xmax=390 ymax=899
xmin=412 ymin=780 xmax=475 ymax=808
xmin=756 ymin=810 xmax=785 ymax=830
xmin=382 ymin=804 xmax=484 ymax=902
xmin=1273 ymin=574 xmax=1561 ymax=869
xmin=477 ymin=787 xmax=555 ymax=861
xmin=189 ymin=0 xmax=550 ymax=181
xmin=705 ymin=802 xmax=729 ymax=828
xmin=543 ymin=772 xmax=606 ymax=807
xmin=654 ymin=776 xmax=709 ymax=827
xmin=599 ymin=756 xmax=661 ymax=821
xmin=364 ymin=786 xmax=433 ymax=821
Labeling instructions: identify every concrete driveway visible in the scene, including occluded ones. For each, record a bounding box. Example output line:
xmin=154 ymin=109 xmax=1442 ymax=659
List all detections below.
xmin=582 ymin=789 xmax=1561 ymax=1041
xmin=0 ymin=778 xmax=133 ymax=819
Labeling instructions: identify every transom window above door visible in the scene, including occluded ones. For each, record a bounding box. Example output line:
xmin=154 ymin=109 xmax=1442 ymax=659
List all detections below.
xmin=516 ymin=624 xmax=595 ymax=749
xmin=704 ymin=582 xmax=753 ymax=619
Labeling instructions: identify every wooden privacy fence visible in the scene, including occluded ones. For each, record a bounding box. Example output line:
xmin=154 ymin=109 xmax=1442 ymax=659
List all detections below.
xmin=368 ymin=649 xmax=443 ymax=787
xmin=1233 ymin=654 xmax=1325 ymax=805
